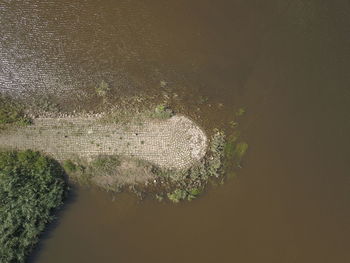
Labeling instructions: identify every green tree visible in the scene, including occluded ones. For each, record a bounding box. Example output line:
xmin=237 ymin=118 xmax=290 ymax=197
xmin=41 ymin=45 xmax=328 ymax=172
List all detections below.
xmin=0 ymin=150 xmax=67 ymax=263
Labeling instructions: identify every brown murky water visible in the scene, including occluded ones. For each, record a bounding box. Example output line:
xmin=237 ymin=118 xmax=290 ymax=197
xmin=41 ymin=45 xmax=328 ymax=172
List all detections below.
xmin=1 ymin=1 xmax=350 ymax=262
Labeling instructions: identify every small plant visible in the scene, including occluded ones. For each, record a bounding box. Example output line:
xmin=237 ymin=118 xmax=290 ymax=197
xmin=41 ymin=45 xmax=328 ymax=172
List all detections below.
xmin=95 ymin=80 xmax=110 ymax=97
xmin=167 ymin=188 xmax=201 ymax=203
xmin=152 ymin=104 xmax=174 ymax=119
xmin=37 ymin=97 xmax=60 ymax=112
xmin=63 ymin=159 xmax=77 ymax=173
xmin=236 ymin=107 xmax=246 ymax=117
xmin=197 ymin=96 xmax=209 ymax=104
xmin=187 ymin=188 xmax=201 ymax=200
xmin=155 ymin=194 xmax=164 ymax=202
xmin=167 ymin=189 xmax=188 ymax=203
xmin=229 ymin=120 xmax=238 ymax=128
xmin=160 ymin=80 xmax=168 ymax=88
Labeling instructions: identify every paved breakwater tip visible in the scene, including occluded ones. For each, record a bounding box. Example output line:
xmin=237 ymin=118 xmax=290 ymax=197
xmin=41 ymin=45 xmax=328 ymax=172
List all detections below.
xmin=0 ymin=115 xmax=208 ymax=170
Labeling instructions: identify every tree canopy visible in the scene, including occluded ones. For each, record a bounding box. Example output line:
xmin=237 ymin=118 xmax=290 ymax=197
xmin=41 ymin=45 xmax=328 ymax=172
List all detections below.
xmin=0 ymin=150 xmax=67 ymax=263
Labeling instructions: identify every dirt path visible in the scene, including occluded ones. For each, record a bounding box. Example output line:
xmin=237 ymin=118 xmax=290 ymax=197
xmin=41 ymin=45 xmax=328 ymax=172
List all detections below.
xmin=0 ymin=115 xmax=207 ymax=170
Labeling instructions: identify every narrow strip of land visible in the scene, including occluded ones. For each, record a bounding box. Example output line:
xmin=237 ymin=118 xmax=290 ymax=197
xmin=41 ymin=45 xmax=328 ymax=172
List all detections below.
xmin=0 ymin=115 xmax=207 ymax=169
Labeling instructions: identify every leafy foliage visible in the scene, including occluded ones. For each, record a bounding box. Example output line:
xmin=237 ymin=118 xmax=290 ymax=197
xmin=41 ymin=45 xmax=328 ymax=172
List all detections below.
xmin=167 ymin=188 xmax=201 ymax=203
xmin=0 ymin=150 xmax=67 ymax=263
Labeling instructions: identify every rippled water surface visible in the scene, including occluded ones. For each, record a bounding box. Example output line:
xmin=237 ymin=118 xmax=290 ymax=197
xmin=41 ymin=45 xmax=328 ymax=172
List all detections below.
xmin=1 ymin=1 xmax=350 ymax=262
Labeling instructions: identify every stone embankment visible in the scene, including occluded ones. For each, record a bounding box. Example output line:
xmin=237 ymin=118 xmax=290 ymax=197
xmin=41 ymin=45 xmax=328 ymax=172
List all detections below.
xmin=0 ymin=115 xmax=207 ymax=170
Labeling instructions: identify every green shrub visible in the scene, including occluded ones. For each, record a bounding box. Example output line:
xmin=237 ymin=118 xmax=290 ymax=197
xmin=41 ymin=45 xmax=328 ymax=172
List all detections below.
xmin=207 ymin=130 xmax=226 ymax=178
xmin=0 ymin=150 xmax=67 ymax=263
xmin=167 ymin=189 xmax=188 ymax=203
xmin=167 ymin=188 xmax=201 ymax=203
xmin=152 ymin=104 xmax=174 ymax=119
xmin=187 ymin=188 xmax=201 ymax=200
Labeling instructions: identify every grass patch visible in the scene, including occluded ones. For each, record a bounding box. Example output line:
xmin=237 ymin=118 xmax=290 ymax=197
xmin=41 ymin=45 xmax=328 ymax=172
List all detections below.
xmin=90 ymin=155 xmax=120 ymax=173
xmin=0 ymin=95 xmax=31 ymax=128
xmin=151 ymin=104 xmax=174 ymax=119
xmin=0 ymin=150 xmax=67 ymax=263
xmin=63 ymin=159 xmax=77 ymax=173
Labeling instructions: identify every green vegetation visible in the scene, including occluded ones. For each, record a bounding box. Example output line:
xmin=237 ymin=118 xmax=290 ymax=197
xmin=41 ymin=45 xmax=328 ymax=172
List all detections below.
xmin=90 ymin=155 xmax=121 ymax=174
xmin=155 ymin=130 xmax=226 ymax=203
xmin=229 ymin=120 xmax=238 ymax=128
xmin=95 ymin=80 xmax=110 ymax=97
xmin=0 ymin=95 xmax=31 ymax=128
xmin=235 ymin=107 xmax=246 ymax=117
xmin=63 ymin=159 xmax=78 ymax=173
xmin=0 ymin=150 xmax=67 ymax=263
xmin=224 ymin=134 xmax=248 ymax=167
xmin=206 ymin=130 xmax=226 ymax=178
xmin=234 ymin=142 xmax=248 ymax=165
xmin=167 ymin=189 xmax=188 ymax=203
xmin=36 ymin=96 xmax=60 ymax=112
xmin=224 ymin=135 xmax=239 ymax=160
xmin=151 ymin=104 xmax=174 ymax=119
xmin=160 ymin=129 xmax=248 ymax=203
xmin=167 ymin=189 xmax=201 ymax=203
xmin=62 ymin=155 xmax=133 ymax=188
xmin=197 ymin=96 xmax=209 ymax=104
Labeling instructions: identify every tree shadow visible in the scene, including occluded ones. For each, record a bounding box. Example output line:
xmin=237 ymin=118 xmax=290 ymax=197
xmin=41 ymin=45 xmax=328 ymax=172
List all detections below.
xmin=26 ymin=183 xmax=78 ymax=263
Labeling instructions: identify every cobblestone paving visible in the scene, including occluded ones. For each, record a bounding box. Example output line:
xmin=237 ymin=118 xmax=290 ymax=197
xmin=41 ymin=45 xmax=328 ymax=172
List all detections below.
xmin=0 ymin=115 xmax=208 ymax=170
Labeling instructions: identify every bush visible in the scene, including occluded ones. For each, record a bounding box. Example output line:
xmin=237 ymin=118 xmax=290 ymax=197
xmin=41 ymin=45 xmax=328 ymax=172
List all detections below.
xmin=167 ymin=188 xmax=202 ymax=202
xmin=152 ymin=104 xmax=174 ymax=119
xmin=0 ymin=150 xmax=67 ymax=263
xmin=167 ymin=189 xmax=188 ymax=203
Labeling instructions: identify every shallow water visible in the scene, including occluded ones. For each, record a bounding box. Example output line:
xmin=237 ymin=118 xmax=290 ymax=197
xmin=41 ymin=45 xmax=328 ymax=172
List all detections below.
xmin=1 ymin=1 xmax=350 ymax=262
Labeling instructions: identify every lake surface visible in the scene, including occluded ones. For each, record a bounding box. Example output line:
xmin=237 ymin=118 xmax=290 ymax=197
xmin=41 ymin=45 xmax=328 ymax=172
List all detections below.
xmin=1 ymin=1 xmax=349 ymax=262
